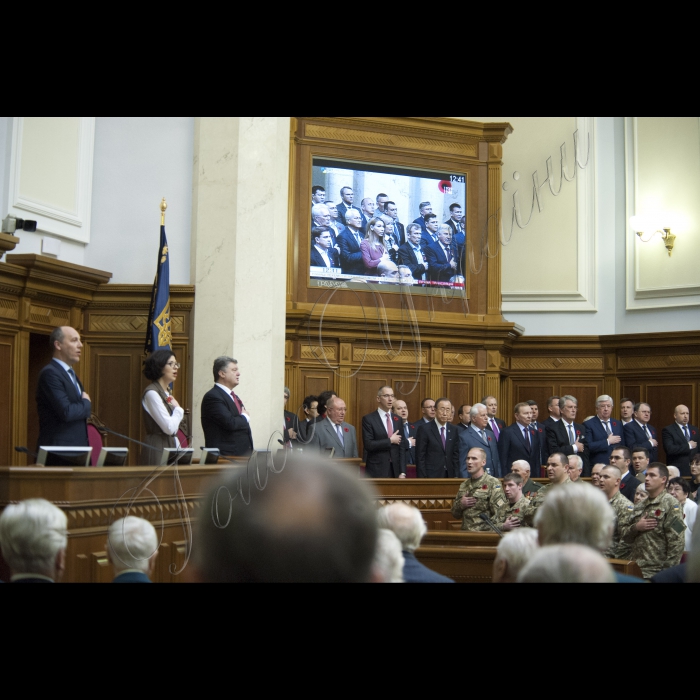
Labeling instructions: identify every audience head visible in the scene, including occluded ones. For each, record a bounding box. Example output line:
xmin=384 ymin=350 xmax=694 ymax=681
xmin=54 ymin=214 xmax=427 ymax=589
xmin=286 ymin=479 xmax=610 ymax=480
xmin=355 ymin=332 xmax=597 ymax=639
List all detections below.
xmin=145 ymin=349 xmax=180 ymax=385
xmin=632 ymin=448 xmax=650 ymax=477
xmin=470 ymin=404 xmax=489 ymax=430
xmin=458 ymin=405 xmax=472 ymax=426
xmin=449 ymin=203 xmax=463 ymax=222
xmin=691 ymin=455 xmax=700 ymax=482
xmin=407 ymin=223 xmax=422 ymax=246
xmin=419 ymin=202 xmax=433 ymax=217
xmin=312 ymin=186 xmax=326 ymax=204
xmin=283 ymin=387 xmax=290 ymax=406
xmin=620 ymin=398 xmax=635 ymax=422
xmin=366 ymin=217 xmax=386 ymax=245
xmin=667 ymin=477 xmax=690 ymax=504
xmin=376 ymin=193 xmax=390 ymax=213
xmin=107 ymin=517 xmax=158 ymax=577
xmin=361 ymin=198 xmax=376 ymax=218
xmin=0 ymin=499 xmax=68 ymax=582
xmin=212 ymin=356 xmax=239 ymax=389
xmin=326 ymin=202 xmax=340 ymax=220
xmin=634 ymin=403 xmax=652 ymax=425
xmin=518 ymin=545 xmax=616 ymax=584
xmin=50 ymin=326 xmax=83 ymax=366
xmin=527 ymin=401 xmax=540 ymax=422
xmin=193 ymin=457 xmax=378 ymax=583
xmin=345 ymin=209 xmax=363 ymax=230
xmin=312 ymin=227 xmax=333 ymax=251
xmin=398 ymin=265 xmax=414 ymax=285
xmin=548 ymin=396 xmax=561 ymax=419
xmin=385 ymin=201 xmax=399 ymax=219
xmin=326 ymin=396 xmax=347 ymax=426
xmin=635 ymin=484 xmax=648 ymax=504
xmin=560 ymin=395 xmax=579 ymax=422
xmin=317 ymin=391 xmax=338 ymax=418
xmin=467 ymin=448 xmax=487 ymax=478
xmin=610 ymin=447 xmax=631 ymax=475
xmin=674 ymin=405 xmax=691 ymax=426
xmin=377 ymin=503 xmax=427 ymax=553
xmin=424 ymin=214 xmax=439 ymax=234
xmin=482 ymin=396 xmax=499 ymax=418
xmin=312 ymin=205 xmax=332 ymax=227
xmin=421 ymin=398 xmax=436 ymax=422
xmin=546 ymin=453 xmax=570 ymax=484
xmin=303 ymin=396 xmax=319 ymax=421
xmin=493 ymin=529 xmax=539 ymax=584
xmin=645 ymin=463 xmax=669 ymax=497
xmin=591 ymin=464 xmax=605 ymax=488
xmin=667 ymin=466 xmax=681 ymax=481
xmin=599 ymin=466 xmax=622 ymax=499
xmin=511 ymin=460 xmax=532 ymax=484
xmin=377 ymin=260 xmax=399 ymax=283
xmin=503 ymin=473 xmax=524 ymax=504
xmin=377 ymin=386 xmax=395 ymax=412
xmin=568 ymin=456 xmax=584 ymax=482
xmin=514 ymin=402 xmax=533 ymax=426
xmin=536 ymin=483 xmax=614 ymax=552
xmin=340 ymin=187 xmax=354 ymax=205
xmin=595 ymin=395 xmax=614 ymax=420
xmin=372 ymin=529 xmax=405 ymax=584
xmin=437 ymin=224 xmax=453 ymax=246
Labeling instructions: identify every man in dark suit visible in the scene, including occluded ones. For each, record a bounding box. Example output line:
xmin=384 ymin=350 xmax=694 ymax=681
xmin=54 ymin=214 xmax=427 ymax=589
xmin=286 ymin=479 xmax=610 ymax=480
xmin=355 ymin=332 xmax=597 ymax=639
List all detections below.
xmin=424 ymin=225 xmax=460 ymax=282
xmin=362 ymin=386 xmax=407 ymax=478
xmin=415 ymin=399 xmax=460 ymax=478
xmin=483 ymin=396 xmax=507 ymax=443
xmin=662 ymin=405 xmax=699 ymax=477
xmin=445 ymin=204 xmax=463 ymax=237
xmin=283 ymin=387 xmax=301 ymax=448
xmin=498 ymin=403 xmax=543 ymax=476
xmin=413 ymin=202 xmax=433 ymax=234
xmin=527 ymin=401 xmax=548 ymax=473
xmin=420 ymin=213 xmax=440 ymax=248
xmin=623 ymin=403 xmax=659 ymax=463
xmin=585 ymin=395 xmax=626 ymax=467
xmin=609 ymin=447 xmax=642 ymax=502
xmin=458 ymin=404 xmax=501 ymax=478
xmin=201 ymin=357 xmax=253 ymax=457
xmin=542 ymin=396 xmax=561 ymax=430
xmin=338 ymin=209 xmax=367 ymax=276
xmin=394 ymin=400 xmax=418 ymax=465
xmin=310 ymin=228 xmax=339 ymax=269
xmin=546 ymin=395 xmax=590 ymax=475
xmin=310 ymin=397 xmax=359 ymax=459
xmin=336 ymin=187 xmax=356 ymax=226
xmin=398 ymin=224 xmax=430 ymax=281
xmin=456 ymin=405 xmax=472 ymax=434
xmin=108 ymin=517 xmax=157 ymax=584
xmin=385 ymin=202 xmax=406 ymax=246
xmin=36 ymin=326 xmax=92 ymax=464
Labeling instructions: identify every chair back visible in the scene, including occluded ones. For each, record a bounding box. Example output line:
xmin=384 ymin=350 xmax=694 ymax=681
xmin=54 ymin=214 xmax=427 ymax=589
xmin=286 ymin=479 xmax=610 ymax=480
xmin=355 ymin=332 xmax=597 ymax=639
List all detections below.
xmin=87 ymin=425 xmax=104 ymax=467
xmin=177 ymin=430 xmax=189 ymax=449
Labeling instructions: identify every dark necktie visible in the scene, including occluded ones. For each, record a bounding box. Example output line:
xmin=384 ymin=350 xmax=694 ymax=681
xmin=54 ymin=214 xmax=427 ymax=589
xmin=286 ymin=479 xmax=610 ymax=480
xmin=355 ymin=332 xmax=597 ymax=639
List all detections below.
xmin=441 ymin=427 xmax=447 ymax=450
xmin=405 ymin=424 xmax=410 ymax=440
xmin=523 ymin=427 xmax=531 ymax=452
xmin=684 ymin=425 xmax=691 ymax=441
xmin=605 ymin=421 xmax=612 ymax=436
xmin=231 ymin=392 xmax=243 ymax=414
xmin=67 ymin=369 xmax=81 ymax=397
xmin=568 ymin=424 xmax=576 ymax=445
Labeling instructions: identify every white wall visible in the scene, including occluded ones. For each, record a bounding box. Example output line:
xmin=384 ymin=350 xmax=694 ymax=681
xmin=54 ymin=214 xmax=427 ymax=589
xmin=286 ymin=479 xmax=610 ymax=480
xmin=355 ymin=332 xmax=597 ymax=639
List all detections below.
xmin=85 ymin=117 xmax=194 ymax=284
xmin=0 ymin=117 xmax=9 ymax=218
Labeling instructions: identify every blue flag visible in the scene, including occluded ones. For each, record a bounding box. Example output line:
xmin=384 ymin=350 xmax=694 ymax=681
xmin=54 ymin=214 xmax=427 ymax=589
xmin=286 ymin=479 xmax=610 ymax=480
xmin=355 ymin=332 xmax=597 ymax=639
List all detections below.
xmin=145 ymin=225 xmax=172 ymax=354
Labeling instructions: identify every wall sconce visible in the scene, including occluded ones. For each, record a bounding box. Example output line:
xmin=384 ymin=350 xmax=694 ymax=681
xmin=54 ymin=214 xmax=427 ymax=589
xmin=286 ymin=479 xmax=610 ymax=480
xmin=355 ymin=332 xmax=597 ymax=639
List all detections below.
xmin=630 ymin=216 xmax=676 ymax=258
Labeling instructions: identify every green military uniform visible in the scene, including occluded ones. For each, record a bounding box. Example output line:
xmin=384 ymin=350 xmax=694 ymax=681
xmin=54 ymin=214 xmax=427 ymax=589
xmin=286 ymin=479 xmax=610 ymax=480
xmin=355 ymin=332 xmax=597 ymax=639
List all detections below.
xmin=451 ymin=473 xmax=506 ymax=532
xmin=622 ymin=490 xmax=686 ymax=580
xmin=605 ymin=491 xmax=635 ymax=561
xmin=522 ymin=480 xmax=542 ymax=499
xmin=521 ymin=477 xmax=572 ymax=527
xmin=495 ymin=496 xmax=531 ymax=530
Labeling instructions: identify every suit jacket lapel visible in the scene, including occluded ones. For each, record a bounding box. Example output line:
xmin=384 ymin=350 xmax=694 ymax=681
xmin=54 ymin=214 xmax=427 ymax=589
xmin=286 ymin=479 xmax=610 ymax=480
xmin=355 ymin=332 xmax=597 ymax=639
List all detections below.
xmin=327 ymin=421 xmax=345 ymax=450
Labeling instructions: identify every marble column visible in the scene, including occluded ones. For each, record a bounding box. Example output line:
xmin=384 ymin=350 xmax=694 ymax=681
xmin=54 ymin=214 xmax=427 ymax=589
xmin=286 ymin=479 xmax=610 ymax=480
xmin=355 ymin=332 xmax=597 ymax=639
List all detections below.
xmin=190 ymin=117 xmax=290 ymax=453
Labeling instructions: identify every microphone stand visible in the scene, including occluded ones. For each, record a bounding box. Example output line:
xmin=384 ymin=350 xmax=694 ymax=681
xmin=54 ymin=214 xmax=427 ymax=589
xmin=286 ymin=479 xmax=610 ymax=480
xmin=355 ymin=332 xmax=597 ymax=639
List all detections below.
xmin=479 ymin=513 xmax=504 ymax=538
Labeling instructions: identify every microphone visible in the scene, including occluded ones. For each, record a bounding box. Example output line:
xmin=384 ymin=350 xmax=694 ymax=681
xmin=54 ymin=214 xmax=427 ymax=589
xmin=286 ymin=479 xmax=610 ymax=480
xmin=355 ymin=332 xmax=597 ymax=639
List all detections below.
xmin=15 ymin=446 xmax=39 ymax=460
xmin=479 ymin=513 xmax=504 ymax=538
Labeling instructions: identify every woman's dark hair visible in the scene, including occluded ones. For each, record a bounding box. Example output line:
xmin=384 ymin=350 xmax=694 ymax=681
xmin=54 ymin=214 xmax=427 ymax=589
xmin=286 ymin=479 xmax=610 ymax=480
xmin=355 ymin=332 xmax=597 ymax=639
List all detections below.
xmin=668 ymin=477 xmax=691 ymax=496
xmin=144 ymin=350 xmax=175 ymax=382
xmin=317 ymin=391 xmax=337 ymax=417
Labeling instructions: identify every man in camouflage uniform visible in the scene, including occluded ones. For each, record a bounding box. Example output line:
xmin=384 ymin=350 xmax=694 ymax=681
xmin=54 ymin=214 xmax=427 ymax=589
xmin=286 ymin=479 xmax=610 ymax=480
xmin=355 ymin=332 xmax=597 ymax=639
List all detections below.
xmin=622 ymin=463 xmax=686 ymax=579
xmin=495 ymin=472 xmax=531 ymax=532
xmin=522 ymin=453 xmax=571 ymax=527
xmin=451 ymin=448 xmax=506 ymax=532
xmin=599 ymin=466 xmax=634 ymax=560
xmin=511 ymin=460 xmax=541 ymax=499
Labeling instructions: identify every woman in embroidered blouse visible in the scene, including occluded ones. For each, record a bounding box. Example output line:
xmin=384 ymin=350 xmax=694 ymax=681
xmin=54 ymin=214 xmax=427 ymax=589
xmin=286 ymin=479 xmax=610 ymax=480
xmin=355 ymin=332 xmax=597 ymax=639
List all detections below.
xmin=361 ymin=218 xmax=390 ymax=273
xmin=140 ymin=349 xmax=185 ymax=465
xmin=668 ymin=477 xmax=697 ymax=550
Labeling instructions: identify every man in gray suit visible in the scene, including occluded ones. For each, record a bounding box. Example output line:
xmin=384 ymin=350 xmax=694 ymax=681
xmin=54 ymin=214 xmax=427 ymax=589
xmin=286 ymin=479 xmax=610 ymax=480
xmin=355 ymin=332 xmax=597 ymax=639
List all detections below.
xmin=458 ymin=404 xmax=502 ymax=478
xmin=311 ymin=396 xmax=359 ymax=459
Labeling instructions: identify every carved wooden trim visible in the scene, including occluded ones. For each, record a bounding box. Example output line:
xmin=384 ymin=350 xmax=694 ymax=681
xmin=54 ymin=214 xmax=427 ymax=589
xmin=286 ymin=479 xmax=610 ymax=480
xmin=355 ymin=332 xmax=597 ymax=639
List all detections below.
xmin=301 ymin=345 xmax=337 ymax=362
xmin=89 ymin=314 xmax=185 ymax=334
xmin=618 ymin=355 xmax=700 ymax=371
xmin=511 ymin=357 xmax=604 ymax=372
xmin=0 ymin=298 xmax=18 ymax=320
xmin=443 ymin=352 xmax=476 ymax=367
xmin=353 ymin=348 xmax=429 ymax=364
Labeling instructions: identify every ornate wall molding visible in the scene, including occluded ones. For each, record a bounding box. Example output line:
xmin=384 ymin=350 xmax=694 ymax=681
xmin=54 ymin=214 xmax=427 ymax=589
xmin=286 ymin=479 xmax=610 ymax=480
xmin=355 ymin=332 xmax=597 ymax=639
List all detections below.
xmin=511 ymin=356 xmax=604 ymax=372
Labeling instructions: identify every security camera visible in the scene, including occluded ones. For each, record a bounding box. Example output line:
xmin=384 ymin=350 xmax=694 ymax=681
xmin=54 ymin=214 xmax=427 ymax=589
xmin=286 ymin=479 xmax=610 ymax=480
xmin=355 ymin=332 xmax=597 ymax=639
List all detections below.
xmin=2 ymin=216 xmax=38 ymax=234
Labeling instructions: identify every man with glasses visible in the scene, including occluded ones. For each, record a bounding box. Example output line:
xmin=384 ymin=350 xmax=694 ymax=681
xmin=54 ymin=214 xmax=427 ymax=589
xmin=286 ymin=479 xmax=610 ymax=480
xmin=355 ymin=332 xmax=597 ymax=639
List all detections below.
xmin=310 ymin=396 xmax=358 ymax=459
xmin=623 ymin=403 xmax=659 ymax=463
xmin=610 ymin=446 xmax=641 ymax=502
xmin=362 ymin=387 xmax=407 ymax=479
xmin=415 ymin=398 xmax=460 ymax=479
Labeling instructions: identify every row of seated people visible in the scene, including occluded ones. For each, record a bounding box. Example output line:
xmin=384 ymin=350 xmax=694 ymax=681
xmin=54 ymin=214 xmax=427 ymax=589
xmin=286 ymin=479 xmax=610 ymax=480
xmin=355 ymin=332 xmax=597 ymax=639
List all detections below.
xmin=286 ymin=390 xmax=700 ymax=486
xmin=4 ymin=454 xmax=697 ymax=584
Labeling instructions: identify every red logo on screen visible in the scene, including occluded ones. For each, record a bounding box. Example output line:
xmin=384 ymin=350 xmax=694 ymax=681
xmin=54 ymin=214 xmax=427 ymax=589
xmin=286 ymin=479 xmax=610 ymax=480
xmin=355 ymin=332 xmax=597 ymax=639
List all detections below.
xmin=438 ymin=180 xmax=453 ymax=195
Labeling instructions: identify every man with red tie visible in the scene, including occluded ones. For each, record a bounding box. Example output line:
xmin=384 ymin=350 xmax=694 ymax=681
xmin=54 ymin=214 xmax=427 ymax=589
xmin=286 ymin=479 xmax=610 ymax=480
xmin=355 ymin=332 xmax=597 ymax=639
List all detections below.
xmin=201 ymin=356 xmax=254 ymax=457
xmin=424 ymin=225 xmax=460 ymax=282
xmin=483 ymin=396 xmax=506 ymax=443
xmin=623 ymin=403 xmax=659 ymax=464
xmin=498 ymin=403 xmax=543 ymax=477
xmin=362 ymin=386 xmax=407 ymax=479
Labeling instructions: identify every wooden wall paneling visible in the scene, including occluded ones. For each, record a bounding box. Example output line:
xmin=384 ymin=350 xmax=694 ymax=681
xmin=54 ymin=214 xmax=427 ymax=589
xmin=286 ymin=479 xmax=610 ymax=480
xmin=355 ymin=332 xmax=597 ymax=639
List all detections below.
xmin=511 ymin=383 xmax=557 ymax=418
xmin=300 ymin=370 xmax=335 ymax=404
xmin=558 ymin=384 xmax=603 ymax=422
xmin=26 ymin=332 xmax=55 ymax=459
xmin=443 ymin=376 xmax=475 ymax=418
xmin=0 ymin=335 xmax=13 ymax=466
xmin=621 ymin=385 xmax=642 ymax=407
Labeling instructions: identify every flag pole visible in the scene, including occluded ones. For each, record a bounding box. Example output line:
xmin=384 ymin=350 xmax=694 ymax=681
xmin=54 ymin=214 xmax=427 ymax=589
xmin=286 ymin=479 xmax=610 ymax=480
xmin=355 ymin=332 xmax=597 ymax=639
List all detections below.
xmin=161 ymin=197 xmax=168 ymax=226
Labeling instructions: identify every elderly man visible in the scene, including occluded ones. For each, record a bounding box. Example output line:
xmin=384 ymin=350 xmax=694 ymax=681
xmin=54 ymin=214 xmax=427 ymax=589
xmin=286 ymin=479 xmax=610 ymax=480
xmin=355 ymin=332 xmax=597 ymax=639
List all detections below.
xmin=373 ymin=529 xmax=405 ymax=584
xmin=522 ymin=453 xmax=571 ymax=527
xmin=397 ymin=265 xmax=415 ymax=286
xmin=338 ymin=208 xmax=367 ymax=277
xmin=378 ymin=503 xmax=454 ymax=583
xmin=311 ymin=396 xmax=358 ymax=459
xmin=398 ymin=223 xmax=430 ymax=281
xmin=518 ymin=545 xmax=617 ymax=584
xmin=458 ymin=403 xmax=501 ymax=478
xmin=311 ymin=205 xmax=337 ymax=242
xmin=585 ymin=395 xmax=625 ymax=467
xmin=416 ymin=398 xmax=460 ymax=479
xmin=511 ymin=460 xmax=542 ymax=498
xmin=0 ymin=499 xmax=67 ymax=583
xmin=108 ymin=517 xmax=159 ymax=583
xmin=360 ymin=198 xmax=377 ymax=229
xmin=191 ymin=456 xmax=378 ymax=583
xmin=623 ymin=463 xmax=686 ymax=580
xmin=546 ymin=395 xmax=590 ymax=475
xmin=662 ymin=405 xmax=699 ymax=477
xmin=623 ymin=403 xmax=659 ymax=463
xmin=451 ymin=448 xmax=506 ymax=532
xmin=483 ymin=396 xmax=506 ymax=442
xmin=495 ymin=473 xmax=531 ymax=533
xmin=610 ymin=447 xmax=642 ymax=502
xmin=598 ymin=466 xmax=635 ymax=561
xmin=394 ymin=400 xmax=417 ymax=465
xmin=492 ymin=529 xmax=540 ymax=584
xmin=499 ymin=403 xmax=543 ymax=476
xmin=568 ymin=456 xmax=584 ymax=482
xmin=377 ymin=260 xmax=400 ymax=284
xmin=424 ymin=224 xmax=459 ymax=282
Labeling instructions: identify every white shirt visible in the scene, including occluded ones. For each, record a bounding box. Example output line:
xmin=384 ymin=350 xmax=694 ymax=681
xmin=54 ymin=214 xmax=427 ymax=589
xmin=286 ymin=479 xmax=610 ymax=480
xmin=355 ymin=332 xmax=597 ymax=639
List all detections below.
xmin=215 ymin=384 xmax=250 ymax=423
xmin=378 ymin=409 xmax=394 ymax=437
xmin=314 ymin=245 xmax=332 ymax=268
xmin=683 ymin=499 xmax=697 ymax=551
xmin=563 ymin=421 xmax=579 ymax=453
xmin=677 ymin=423 xmax=692 ymax=442
xmin=142 ymin=390 xmax=185 ymax=440
xmin=53 ymin=358 xmax=81 ymax=395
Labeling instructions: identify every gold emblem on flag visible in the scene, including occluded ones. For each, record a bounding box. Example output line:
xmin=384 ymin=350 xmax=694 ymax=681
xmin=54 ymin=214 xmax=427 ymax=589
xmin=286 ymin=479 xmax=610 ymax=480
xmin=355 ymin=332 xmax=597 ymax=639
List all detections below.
xmin=154 ymin=301 xmax=172 ymax=347
xmin=161 ymin=246 xmax=169 ymax=264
